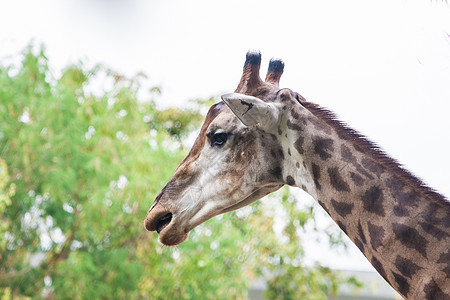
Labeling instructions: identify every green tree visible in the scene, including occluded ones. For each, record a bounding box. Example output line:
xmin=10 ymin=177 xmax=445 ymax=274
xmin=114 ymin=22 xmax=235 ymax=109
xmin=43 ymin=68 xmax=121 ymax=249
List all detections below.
xmin=0 ymin=45 xmax=357 ymax=299
xmin=0 ymin=158 xmax=14 ymax=251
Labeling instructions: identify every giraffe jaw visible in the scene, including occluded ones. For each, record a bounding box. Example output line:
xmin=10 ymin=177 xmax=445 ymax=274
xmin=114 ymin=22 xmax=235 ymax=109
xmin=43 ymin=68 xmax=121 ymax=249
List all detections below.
xmin=145 ymin=184 xmax=284 ymax=246
xmin=218 ymin=184 xmax=284 ymax=214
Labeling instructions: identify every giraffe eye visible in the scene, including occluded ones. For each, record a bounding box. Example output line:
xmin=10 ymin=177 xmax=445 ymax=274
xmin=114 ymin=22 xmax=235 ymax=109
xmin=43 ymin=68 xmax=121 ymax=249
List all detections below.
xmin=207 ymin=132 xmax=228 ymax=147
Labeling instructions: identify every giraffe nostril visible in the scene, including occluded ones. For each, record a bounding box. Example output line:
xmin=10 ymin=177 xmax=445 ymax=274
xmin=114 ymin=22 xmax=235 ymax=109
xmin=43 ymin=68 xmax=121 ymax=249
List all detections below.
xmin=156 ymin=213 xmax=172 ymax=234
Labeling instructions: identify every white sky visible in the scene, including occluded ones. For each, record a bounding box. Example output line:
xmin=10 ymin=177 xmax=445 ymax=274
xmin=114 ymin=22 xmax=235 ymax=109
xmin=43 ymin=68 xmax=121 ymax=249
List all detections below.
xmin=1 ymin=0 xmax=449 ymax=276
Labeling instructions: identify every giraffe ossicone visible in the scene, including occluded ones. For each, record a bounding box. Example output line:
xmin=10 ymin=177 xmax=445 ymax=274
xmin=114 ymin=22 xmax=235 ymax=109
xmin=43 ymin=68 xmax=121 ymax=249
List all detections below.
xmin=144 ymin=51 xmax=450 ymax=299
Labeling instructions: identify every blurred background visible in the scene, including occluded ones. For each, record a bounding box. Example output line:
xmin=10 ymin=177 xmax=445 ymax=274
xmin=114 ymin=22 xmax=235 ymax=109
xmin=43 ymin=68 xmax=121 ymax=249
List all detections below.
xmin=0 ymin=0 xmax=449 ymax=299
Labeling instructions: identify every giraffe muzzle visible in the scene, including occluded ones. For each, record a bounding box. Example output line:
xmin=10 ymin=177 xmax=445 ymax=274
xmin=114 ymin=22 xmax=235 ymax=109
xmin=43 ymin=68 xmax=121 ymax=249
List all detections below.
xmin=145 ymin=208 xmax=189 ymax=246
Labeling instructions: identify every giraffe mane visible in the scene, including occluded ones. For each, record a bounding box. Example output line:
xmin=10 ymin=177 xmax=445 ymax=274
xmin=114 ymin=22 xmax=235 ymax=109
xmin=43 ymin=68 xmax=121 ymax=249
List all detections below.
xmin=298 ymin=97 xmax=449 ymax=208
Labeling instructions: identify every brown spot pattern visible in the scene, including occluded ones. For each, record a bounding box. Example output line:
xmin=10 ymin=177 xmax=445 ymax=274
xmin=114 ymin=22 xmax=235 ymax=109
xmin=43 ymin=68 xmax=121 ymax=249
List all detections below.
xmin=269 ymin=166 xmax=282 ymax=180
xmin=270 ymin=149 xmax=277 ymax=158
xmin=307 ymin=116 xmax=332 ymax=134
xmin=371 ymin=257 xmax=388 ymax=281
xmin=361 ymin=186 xmax=385 ymax=217
xmin=368 ymin=221 xmax=385 ymax=251
xmin=330 ymin=198 xmax=354 ymax=217
xmin=341 ymin=144 xmax=373 ymax=179
xmin=393 ymin=205 xmax=408 ymax=217
xmin=286 ymin=119 xmax=303 ymax=131
xmin=394 ymin=255 xmax=421 ymax=279
xmin=278 ymin=149 xmax=285 ymax=160
xmin=340 ymin=144 xmax=354 ymax=161
xmin=312 ymin=163 xmax=322 ymax=190
xmin=358 ymin=221 xmax=367 ymax=244
xmin=362 ymin=158 xmax=384 ymax=177
xmin=424 ymin=204 xmax=450 ymax=227
xmin=318 ymin=200 xmax=331 ymax=216
xmin=424 ymin=279 xmax=449 ymax=300
xmin=397 ymin=191 xmax=419 ymax=208
xmin=419 ymin=221 xmax=449 ymax=241
xmin=393 ymin=223 xmax=428 ymax=258
xmin=313 ymin=137 xmax=334 ymax=160
xmin=286 ymin=176 xmax=295 ymax=186
xmin=350 ymin=172 xmax=364 ymax=186
xmin=337 ymin=220 xmax=347 ymax=234
xmin=386 ymin=177 xmax=405 ymax=191
xmin=392 ymin=271 xmax=410 ymax=297
xmin=354 ymin=238 xmax=365 ymax=253
xmin=294 ymin=136 xmax=305 ymax=154
xmin=328 ymin=167 xmax=350 ymax=192
xmin=437 ymin=250 xmax=450 ymax=277
xmin=291 ymin=109 xmax=300 ymax=120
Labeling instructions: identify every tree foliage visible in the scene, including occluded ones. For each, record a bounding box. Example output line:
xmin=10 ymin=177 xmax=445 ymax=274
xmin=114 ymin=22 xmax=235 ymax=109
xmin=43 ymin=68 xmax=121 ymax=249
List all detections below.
xmin=0 ymin=45 xmax=357 ymax=299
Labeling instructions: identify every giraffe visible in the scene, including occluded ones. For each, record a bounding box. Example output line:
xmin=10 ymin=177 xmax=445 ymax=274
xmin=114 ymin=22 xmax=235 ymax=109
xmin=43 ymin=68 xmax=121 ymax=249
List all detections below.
xmin=144 ymin=51 xmax=450 ymax=299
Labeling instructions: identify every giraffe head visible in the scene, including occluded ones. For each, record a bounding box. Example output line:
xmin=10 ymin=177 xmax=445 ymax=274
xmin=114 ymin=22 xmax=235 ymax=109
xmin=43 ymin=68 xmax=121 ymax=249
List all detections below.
xmin=144 ymin=51 xmax=306 ymax=246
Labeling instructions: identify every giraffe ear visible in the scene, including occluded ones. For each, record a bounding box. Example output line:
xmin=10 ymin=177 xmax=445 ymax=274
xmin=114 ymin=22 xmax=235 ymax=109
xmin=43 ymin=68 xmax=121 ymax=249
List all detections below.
xmin=221 ymin=93 xmax=280 ymax=132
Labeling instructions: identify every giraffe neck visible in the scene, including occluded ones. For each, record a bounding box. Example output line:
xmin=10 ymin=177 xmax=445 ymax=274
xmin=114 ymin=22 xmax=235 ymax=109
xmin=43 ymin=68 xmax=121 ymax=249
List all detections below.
xmin=278 ymin=101 xmax=450 ymax=299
